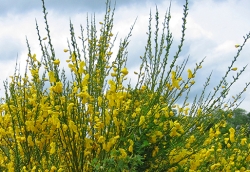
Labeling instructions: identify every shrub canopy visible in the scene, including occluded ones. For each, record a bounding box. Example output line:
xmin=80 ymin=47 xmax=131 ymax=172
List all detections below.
xmin=0 ymin=0 xmax=250 ymax=171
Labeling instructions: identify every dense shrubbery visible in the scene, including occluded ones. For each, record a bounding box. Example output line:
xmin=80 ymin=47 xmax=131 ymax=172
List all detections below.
xmin=1 ymin=0 xmax=250 ymax=171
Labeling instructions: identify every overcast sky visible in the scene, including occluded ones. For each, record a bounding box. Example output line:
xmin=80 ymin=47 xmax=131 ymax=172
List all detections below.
xmin=0 ymin=0 xmax=250 ymax=112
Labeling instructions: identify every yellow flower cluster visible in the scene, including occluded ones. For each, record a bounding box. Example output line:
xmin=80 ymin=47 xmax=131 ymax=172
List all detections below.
xmin=1 ymin=49 xmax=249 ymax=171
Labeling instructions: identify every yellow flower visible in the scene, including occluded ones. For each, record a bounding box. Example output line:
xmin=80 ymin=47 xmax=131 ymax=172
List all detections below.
xmin=98 ymin=96 xmax=103 ymax=106
xmin=79 ymin=61 xmax=85 ymax=73
xmin=170 ymin=127 xmax=180 ymax=137
xmin=171 ymin=71 xmax=176 ymax=79
xmin=107 ymin=51 xmax=113 ymax=56
xmin=152 ymin=146 xmax=159 ymax=157
xmin=111 ymin=72 xmax=117 ymax=77
xmin=27 ymin=135 xmax=34 ymax=147
xmin=188 ymin=135 xmax=196 ymax=144
xmin=197 ymin=108 xmax=202 ymax=116
xmin=210 ymin=163 xmax=221 ymax=170
xmin=53 ymin=59 xmax=60 ymax=65
xmin=31 ymin=166 xmax=37 ymax=172
xmin=53 ymin=82 xmax=63 ymax=93
xmin=98 ymin=136 xmax=105 ymax=143
xmin=139 ymin=116 xmax=145 ymax=126
xmin=229 ymin=127 xmax=235 ymax=142
xmin=190 ymin=80 xmax=195 ymax=85
xmin=69 ymin=120 xmax=77 ymax=133
xmin=128 ymin=139 xmax=134 ymax=153
xmin=50 ymin=142 xmax=56 ymax=154
xmin=119 ymin=148 xmax=127 ymax=159
xmin=48 ymin=71 xmax=56 ymax=83
xmin=62 ymin=124 xmax=68 ymax=131
xmin=50 ymin=166 xmax=57 ymax=172
xmin=67 ymin=103 xmax=74 ymax=112
xmin=224 ymin=137 xmax=229 ymax=144
xmin=187 ymin=69 xmax=194 ymax=79
xmin=183 ymin=107 xmax=190 ymax=115
xmin=155 ymin=131 xmax=163 ymax=138
xmin=22 ymin=166 xmax=28 ymax=172
xmin=29 ymin=54 xmax=37 ymax=61
xmin=64 ymin=49 xmax=69 ymax=52
xmin=150 ymin=135 xmax=157 ymax=143
xmin=171 ymin=71 xmax=182 ymax=89
xmin=108 ymin=79 xmax=116 ymax=92
xmin=241 ymin=138 xmax=247 ymax=145
xmin=231 ymin=67 xmax=237 ymax=71
xmin=121 ymin=68 xmax=129 ymax=75
xmin=71 ymin=52 xmax=76 ymax=61
xmin=235 ymin=44 xmax=240 ymax=48
xmin=135 ymin=107 xmax=141 ymax=114
xmin=7 ymin=162 xmax=14 ymax=171
xmin=172 ymin=79 xmax=180 ymax=89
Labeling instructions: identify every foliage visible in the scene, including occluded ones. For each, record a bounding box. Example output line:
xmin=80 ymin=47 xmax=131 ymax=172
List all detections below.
xmin=0 ymin=0 xmax=250 ymax=171
xmin=228 ymin=108 xmax=250 ymax=127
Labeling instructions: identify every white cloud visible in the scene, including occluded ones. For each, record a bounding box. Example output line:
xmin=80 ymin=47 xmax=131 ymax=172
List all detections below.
xmin=183 ymin=0 xmax=250 ymax=111
xmin=0 ymin=0 xmax=250 ymax=112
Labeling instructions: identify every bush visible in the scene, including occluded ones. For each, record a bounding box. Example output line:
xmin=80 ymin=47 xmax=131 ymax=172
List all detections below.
xmin=0 ymin=0 xmax=250 ymax=171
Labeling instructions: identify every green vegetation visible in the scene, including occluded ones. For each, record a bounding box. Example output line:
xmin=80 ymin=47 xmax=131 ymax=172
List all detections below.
xmin=0 ymin=0 xmax=250 ymax=171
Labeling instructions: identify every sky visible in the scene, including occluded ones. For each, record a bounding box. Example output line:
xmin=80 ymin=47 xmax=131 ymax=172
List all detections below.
xmin=0 ymin=0 xmax=250 ymax=113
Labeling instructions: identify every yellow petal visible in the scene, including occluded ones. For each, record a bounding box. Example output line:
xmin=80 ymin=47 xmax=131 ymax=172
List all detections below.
xmin=121 ymin=68 xmax=129 ymax=75
xmin=111 ymin=73 xmax=117 ymax=77
xmin=235 ymin=44 xmax=240 ymax=48
xmin=187 ymin=69 xmax=194 ymax=79
xmin=231 ymin=67 xmax=237 ymax=71
xmin=53 ymin=59 xmax=60 ymax=65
